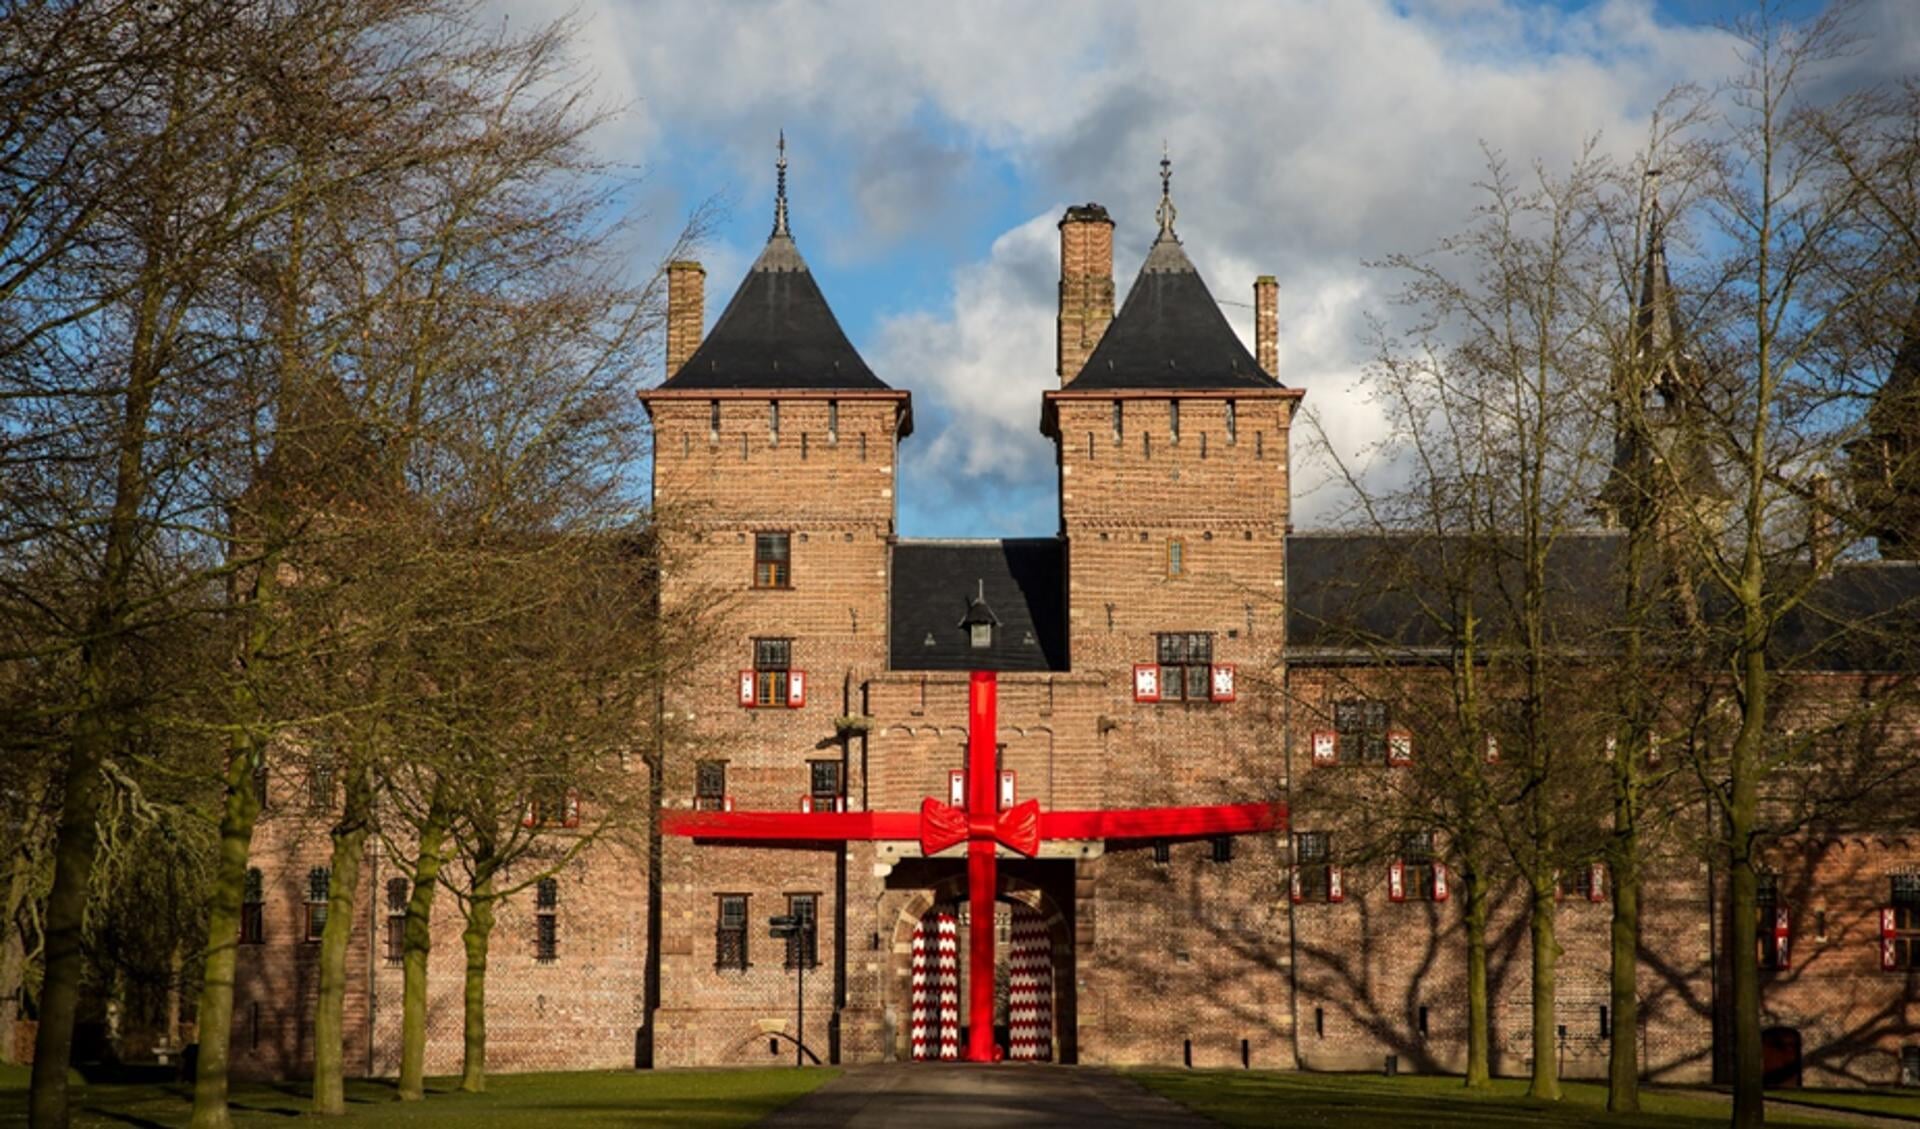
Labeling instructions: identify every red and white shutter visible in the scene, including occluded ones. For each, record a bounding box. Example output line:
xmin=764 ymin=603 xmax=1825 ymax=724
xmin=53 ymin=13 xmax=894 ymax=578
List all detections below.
xmin=949 ymin=770 xmax=965 ymax=806
xmin=999 ymin=771 xmax=1016 ymax=811
xmin=1432 ymin=862 xmax=1450 ymax=902
xmin=1311 ymin=730 xmax=1338 ymax=766
xmin=722 ymin=794 xmax=734 ymax=812
xmin=1883 ymin=907 xmax=1900 ymax=971
xmin=1388 ymin=859 xmax=1406 ymax=903
xmin=520 ymin=799 xmax=538 ymax=828
xmin=1484 ymin=734 xmax=1501 ymax=765
xmin=1388 ymin=729 xmax=1414 ymax=767
xmin=1290 ymin=868 xmax=1304 ymax=904
xmin=563 ymin=790 xmax=581 ymax=829
xmin=1774 ymin=905 xmax=1792 ymax=969
xmin=787 ymin=670 xmax=806 ymax=708
xmin=739 ymin=670 xmax=756 ymax=707
xmin=1328 ymin=865 xmax=1344 ymax=903
xmin=800 ymin=795 xmax=813 ymax=814
xmin=1589 ymin=861 xmax=1607 ymax=903
xmin=1209 ymin=664 xmax=1236 ymax=702
xmin=1133 ymin=663 xmax=1161 ymax=703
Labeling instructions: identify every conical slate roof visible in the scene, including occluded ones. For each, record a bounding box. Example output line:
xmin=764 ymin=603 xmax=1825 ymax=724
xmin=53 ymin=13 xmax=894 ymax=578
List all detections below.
xmin=1069 ymin=158 xmax=1280 ymax=391
xmin=660 ymin=233 xmax=890 ymax=391
xmin=659 ymin=140 xmax=889 ymax=392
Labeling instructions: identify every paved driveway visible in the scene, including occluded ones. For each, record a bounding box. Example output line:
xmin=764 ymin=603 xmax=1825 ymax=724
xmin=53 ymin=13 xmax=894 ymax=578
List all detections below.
xmin=756 ymin=1063 xmax=1215 ymax=1128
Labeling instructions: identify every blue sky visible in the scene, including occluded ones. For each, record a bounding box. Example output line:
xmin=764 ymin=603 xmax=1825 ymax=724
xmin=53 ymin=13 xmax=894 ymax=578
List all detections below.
xmin=531 ymin=0 xmax=1917 ymax=537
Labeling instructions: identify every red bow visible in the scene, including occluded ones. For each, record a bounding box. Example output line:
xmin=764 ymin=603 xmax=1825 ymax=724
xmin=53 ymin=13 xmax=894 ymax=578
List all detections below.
xmin=919 ymin=797 xmax=1041 ymax=858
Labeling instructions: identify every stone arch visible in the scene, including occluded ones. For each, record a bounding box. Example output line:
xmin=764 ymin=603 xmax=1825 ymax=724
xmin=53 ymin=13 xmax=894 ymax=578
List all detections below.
xmin=883 ymin=870 xmax=1074 ymax=1062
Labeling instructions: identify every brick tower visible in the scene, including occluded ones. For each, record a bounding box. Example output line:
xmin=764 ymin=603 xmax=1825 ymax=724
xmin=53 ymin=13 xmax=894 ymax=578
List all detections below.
xmin=638 ymin=136 xmax=911 ymax=1064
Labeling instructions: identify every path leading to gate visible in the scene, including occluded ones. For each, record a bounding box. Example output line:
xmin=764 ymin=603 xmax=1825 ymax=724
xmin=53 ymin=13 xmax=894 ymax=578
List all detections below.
xmin=754 ymin=1063 xmax=1217 ymax=1129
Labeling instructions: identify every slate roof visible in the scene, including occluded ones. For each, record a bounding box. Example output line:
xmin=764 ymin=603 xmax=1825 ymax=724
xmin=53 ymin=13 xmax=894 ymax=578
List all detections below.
xmin=658 ymin=233 xmax=891 ymax=392
xmin=1069 ymin=233 xmax=1280 ymax=391
xmin=889 ymin=540 xmax=1067 ymax=672
xmin=1286 ymin=531 xmax=1920 ymax=672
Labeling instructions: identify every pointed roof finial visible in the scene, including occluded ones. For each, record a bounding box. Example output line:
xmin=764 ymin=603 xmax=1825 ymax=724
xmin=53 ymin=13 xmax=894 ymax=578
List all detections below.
xmin=1156 ymin=142 xmax=1178 ymax=241
xmin=773 ymin=130 xmax=790 ymax=238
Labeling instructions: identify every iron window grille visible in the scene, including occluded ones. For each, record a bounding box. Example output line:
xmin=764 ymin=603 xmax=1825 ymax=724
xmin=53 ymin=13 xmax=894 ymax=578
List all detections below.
xmin=784 ymin=893 xmax=818 ymax=970
xmin=1295 ymin=832 xmax=1333 ymax=902
xmin=1334 ymin=699 xmax=1390 ymax=764
xmin=1400 ymin=832 xmax=1439 ymax=901
xmin=754 ymin=532 xmax=791 ymax=588
xmin=384 ymin=877 xmax=409 ymax=966
xmin=535 ymin=878 xmax=559 ymax=963
xmin=240 ymin=867 xmax=265 ymax=944
xmin=754 ymin=638 xmax=792 ymax=706
xmin=809 ymin=761 xmax=842 ymax=812
xmin=695 ymin=761 xmax=728 ymax=811
xmin=308 ymin=760 xmax=336 ymax=810
xmin=716 ymin=894 xmax=749 ymax=971
xmin=305 ymin=867 xmax=330 ymax=943
xmin=1156 ymin=632 xmax=1214 ymax=702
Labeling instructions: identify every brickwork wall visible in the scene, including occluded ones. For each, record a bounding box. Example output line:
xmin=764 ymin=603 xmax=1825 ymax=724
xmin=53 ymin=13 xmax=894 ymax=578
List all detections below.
xmin=649 ymin=394 xmax=900 ymax=1067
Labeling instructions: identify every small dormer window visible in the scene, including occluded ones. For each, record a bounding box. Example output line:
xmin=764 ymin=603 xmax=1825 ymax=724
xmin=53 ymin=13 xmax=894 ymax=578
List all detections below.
xmin=959 ymin=579 xmax=999 ymax=652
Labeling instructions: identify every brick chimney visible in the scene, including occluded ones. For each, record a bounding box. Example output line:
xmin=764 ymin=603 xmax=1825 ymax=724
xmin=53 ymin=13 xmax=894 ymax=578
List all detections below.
xmin=1057 ymin=204 xmax=1115 ymax=384
xmin=1810 ymin=474 xmax=1838 ymax=574
xmin=1254 ymin=275 xmax=1278 ymax=378
xmin=666 ymin=260 xmax=705 ymax=377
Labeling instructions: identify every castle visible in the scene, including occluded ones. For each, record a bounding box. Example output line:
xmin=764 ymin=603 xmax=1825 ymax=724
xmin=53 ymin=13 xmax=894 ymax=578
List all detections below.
xmin=232 ymin=152 xmax=1920 ymax=1089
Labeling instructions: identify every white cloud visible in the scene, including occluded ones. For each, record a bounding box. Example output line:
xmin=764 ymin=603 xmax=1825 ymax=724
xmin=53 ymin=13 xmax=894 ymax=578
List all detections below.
xmin=515 ymin=0 xmax=1904 ymax=533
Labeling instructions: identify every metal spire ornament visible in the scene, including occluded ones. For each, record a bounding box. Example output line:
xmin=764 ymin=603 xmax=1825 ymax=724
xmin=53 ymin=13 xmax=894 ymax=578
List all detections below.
xmin=1156 ymin=142 xmax=1178 ymax=240
xmin=773 ymin=130 xmax=790 ymax=238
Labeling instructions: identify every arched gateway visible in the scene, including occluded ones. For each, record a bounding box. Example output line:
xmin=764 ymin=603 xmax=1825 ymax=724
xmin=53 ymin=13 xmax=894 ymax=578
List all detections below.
xmin=664 ymin=670 xmax=1283 ymax=1063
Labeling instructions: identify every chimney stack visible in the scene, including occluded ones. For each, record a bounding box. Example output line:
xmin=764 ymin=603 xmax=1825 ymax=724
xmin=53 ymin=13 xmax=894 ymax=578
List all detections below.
xmin=666 ymin=260 xmax=705 ymax=377
xmin=1057 ymin=204 xmax=1115 ymax=383
xmin=1810 ymin=474 xmax=1838 ymax=574
xmin=1254 ymin=275 xmax=1279 ymax=378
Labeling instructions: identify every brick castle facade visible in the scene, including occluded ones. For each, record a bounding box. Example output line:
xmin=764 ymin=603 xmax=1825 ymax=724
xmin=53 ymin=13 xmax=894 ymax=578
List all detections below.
xmin=231 ymin=156 xmax=1920 ymax=1089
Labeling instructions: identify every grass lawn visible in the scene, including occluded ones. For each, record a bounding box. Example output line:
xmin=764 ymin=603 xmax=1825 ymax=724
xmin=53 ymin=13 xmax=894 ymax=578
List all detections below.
xmin=1129 ymin=1070 xmax=1858 ymax=1128
xmin=0 ymin=1064 xmax=835 ymax=1128
xmin=1766 ymin=1089 xmax=1920 ymax=1121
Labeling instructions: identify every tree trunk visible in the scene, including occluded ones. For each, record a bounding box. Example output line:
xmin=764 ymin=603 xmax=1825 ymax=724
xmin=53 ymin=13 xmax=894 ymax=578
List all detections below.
xmin=28 ymin=717 xmax=107 ymax=1129
xmin=1607 ymin=832 xmax=1641 ymax=1111
xmin=312 ymin=766 xmax=373 ymax=1115
xmin=1527 ymin=881 xmax=1561 ymax=1101
xmin=1463 ymin=866 xmax=1492 ymax=1088
xmin=1 ymin=813 xmax=42 ymax=1066
xmin=186 ymin=745 xmax=265 ymax=1129
xmin=1729 ymin=746 xmax=1765 ymax=1126
xmin=458 ymin=871 xmax=495 ymax=1094
xmin=397 ymin=794 xmax=449 ymax=1102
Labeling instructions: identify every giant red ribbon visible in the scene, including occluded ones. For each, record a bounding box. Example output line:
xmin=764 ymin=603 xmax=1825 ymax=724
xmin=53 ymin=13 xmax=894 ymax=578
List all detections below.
xmin=662 ymin=669 xmax=1285 ymax=1062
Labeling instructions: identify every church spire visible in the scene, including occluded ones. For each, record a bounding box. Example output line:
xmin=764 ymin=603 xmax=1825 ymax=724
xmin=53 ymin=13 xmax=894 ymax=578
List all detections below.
xmin=772 ymin=130 xmax=790 ymax=239
xmin=1848 ymin=292 xmax=1920 ymax=558
xmin=1155 ymin=142 xmax=1178 ymax=242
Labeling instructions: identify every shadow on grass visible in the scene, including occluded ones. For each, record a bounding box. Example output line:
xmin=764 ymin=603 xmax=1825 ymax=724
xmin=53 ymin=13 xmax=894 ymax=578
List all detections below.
xmin=1129 ymin=1071 xmax=1849 ymax=1129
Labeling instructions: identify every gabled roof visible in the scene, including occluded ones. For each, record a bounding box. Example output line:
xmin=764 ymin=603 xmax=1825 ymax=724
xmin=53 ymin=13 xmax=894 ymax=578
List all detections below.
xmin=889 ymin=540 xmax=1067 ymax=672
xmin=658 ymin=233 xmax=890 ymax=392
xmin=1068 ymin=158 xmax=1280 ymax=391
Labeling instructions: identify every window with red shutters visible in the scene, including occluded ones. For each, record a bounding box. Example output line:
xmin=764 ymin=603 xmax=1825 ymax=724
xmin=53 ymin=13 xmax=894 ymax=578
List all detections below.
xmin=1398 ymin=832 xmax=1440 ymax=901
xmin=1756 ymin=874 xmax=1788 ymax=970
xmin=1334 ymin=699 xmax=1390 ymax=764
xmin=1293 ymin=832 xmax=1334 ymax=903
xmin=1886 ymin=876 xmax=1920 ymax=971
xmin=1154 ymin=633 xmax=1217 ymax=702
xmin=754 ymin=638 xmax=791 ymax=706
